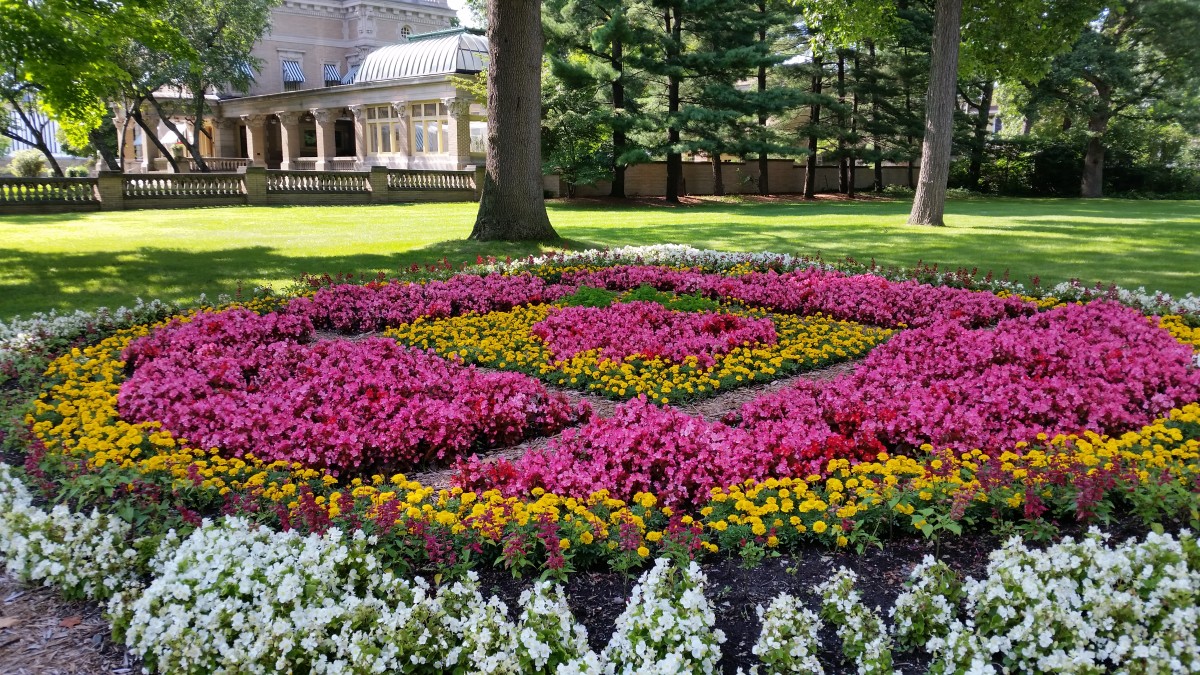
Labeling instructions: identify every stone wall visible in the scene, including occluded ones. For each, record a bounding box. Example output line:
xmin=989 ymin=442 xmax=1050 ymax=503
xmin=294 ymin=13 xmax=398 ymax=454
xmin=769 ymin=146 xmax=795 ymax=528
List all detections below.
xmin=545 ymin=161 xmax=919 ymax=198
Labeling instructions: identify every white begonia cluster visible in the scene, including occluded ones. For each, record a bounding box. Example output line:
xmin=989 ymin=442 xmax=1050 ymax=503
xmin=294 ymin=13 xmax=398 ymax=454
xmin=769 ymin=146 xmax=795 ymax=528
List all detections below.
xmin=813 ymin=567 xmax=895 ymax=675
xmin=748 ymin=593 xmax=825 ymax=675
xmin=474 ymin=244 xmax=1200 ymax=319
xmin=433 ymin=572 xmax=521 ymax=673
xmin=0 ymin=464 xmax=140 ymax=601
xmin=514 ymin=580 xmax=594 ymax=672
xmin=890 ymin=555 xmax=963 ymax=653
xmin=930 ymin=528 xmax=1200 ymax=675
xmin=0 ymin=298 xmax=178 ymax=364
xmin=123 ymin=516 xmax=449 ymax=675
xmin=601 ymin=558 xmax=726 ymax=675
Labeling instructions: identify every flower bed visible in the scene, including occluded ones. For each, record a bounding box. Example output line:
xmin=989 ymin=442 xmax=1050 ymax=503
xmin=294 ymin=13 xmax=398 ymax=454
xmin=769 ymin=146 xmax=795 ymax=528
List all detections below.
xmin=389 ymin=304 xmax=887 ymax=403
xmin=3 ymin=245 xmax=1200 ymax=673
xmin=118 ymin=308 xmax=586 ymax=473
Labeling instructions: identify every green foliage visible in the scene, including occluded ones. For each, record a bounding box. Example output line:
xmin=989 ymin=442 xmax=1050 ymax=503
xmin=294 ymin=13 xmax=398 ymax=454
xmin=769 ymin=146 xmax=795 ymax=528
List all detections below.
xmin=541 ymin=61 xmax=614 ymax=194
xmin=560 ymin=285 xmax=619 ymax=308
xmin=9 ymin=149 xmax=48 ymax=177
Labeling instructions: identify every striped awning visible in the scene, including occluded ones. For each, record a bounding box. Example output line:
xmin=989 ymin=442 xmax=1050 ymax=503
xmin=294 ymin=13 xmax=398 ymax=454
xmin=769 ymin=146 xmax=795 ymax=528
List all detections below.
xmin=340 ymin=64 xmax=360 ymax=85
xmin=238 ymin=61 xmax=255 ymax=77
xmin=323 ymin=64 xmax=341 ymax=82
xmin=282 ymin=60 xmax=305 ymax=83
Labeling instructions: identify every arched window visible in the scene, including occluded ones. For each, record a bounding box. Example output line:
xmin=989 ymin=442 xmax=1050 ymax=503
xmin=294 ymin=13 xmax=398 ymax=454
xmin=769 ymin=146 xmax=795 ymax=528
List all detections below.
xmin=400 ymin=25 xmax=412 ymax=38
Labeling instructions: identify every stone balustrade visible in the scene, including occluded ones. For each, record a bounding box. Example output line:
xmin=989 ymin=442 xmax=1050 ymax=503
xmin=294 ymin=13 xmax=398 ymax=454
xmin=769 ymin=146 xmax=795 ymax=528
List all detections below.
xmin=0 ymin=166 xmax=483 ymax=214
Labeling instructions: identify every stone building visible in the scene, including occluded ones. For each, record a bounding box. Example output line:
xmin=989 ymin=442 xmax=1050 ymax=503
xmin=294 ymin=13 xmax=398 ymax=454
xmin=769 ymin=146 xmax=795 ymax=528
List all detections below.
xmin=118 ymin=1 xmax=486 ymax=173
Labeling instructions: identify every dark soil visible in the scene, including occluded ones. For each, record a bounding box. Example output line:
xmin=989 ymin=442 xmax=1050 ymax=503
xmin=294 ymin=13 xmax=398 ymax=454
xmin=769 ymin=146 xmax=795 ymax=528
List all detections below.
xmin=473 ymin=532 xmax=1002 ymax=674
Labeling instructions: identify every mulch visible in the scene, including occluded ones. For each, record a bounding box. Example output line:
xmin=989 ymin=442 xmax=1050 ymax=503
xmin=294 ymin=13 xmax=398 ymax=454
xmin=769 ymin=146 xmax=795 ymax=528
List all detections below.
xmin=0 ymin=574 xmax=138 ymax=675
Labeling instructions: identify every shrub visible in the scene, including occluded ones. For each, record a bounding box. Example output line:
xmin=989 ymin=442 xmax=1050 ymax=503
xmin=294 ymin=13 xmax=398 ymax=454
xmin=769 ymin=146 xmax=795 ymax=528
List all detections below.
xmin=9 ymin=149 xmax=48 ymax=177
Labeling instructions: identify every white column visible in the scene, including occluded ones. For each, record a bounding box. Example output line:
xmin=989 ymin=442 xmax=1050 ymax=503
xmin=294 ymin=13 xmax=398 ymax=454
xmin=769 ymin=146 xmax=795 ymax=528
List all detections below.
xmin=276 ymin=111 xmax=303 ymax=170
xmin=140 ymin=109 xmax=161 ymax=173
xmin=443 ymin=96 xmax=472 ymax=169
xmin=311 ymin=108 xmax=337 ymax=171
xmin=391 ymin=100 xmax=410 ymax=162
xmin=242 ymin=114 xmax=267 ymax=166
xmin=348 ymin=105 xmax=367 ymax=168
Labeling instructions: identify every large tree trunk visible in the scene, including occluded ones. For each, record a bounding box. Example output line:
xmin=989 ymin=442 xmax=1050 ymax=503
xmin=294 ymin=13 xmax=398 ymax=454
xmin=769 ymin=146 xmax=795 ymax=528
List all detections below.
xmin=757 ymin=0 xmax=770 ymax=195
xmin=966 ymin=80 xmax=994 ymax=190
xmin=711 ymin=154 xmax=725 ymax=196
xmin=89 ymin=128 xmax=121 ymax=171
xmin=610 ymin=35 xmax=626 ymax=198
xmin=908 ymin=0 xmax=963 ymax=226
xmin=804 ymin=55 xmax=822 ymax=199
xmin=837 ymin=51 xmax=848 ymax=194
xmin=1081 ymin=114 xmax=1108 ymax=198
xmin=471 ymin=0 xmax=558 ymax=241
xmin=664 ymin=8 xmax=683 ymax=203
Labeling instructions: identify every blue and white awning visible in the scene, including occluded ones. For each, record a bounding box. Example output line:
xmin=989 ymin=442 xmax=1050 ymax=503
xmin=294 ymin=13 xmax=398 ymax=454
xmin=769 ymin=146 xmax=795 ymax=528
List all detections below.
xmin=323 ymin=64 xmax=341 ymax=82
xmin=282 ymin=60 xmax=305 ymax=83
xmin=238 ymin=61 xmax=255 ymax=77
xmin=340 ymin=64 xmax=360 ymax=85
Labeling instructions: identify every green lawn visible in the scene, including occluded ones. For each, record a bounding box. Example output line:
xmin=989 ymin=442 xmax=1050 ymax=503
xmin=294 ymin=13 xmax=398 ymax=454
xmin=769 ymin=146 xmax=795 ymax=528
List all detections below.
xmin=1 ymin=197 xmax=1197 ymax=320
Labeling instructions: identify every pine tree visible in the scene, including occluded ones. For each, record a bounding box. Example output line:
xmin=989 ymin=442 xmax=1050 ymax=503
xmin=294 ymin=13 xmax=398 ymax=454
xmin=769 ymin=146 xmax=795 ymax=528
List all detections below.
xmin=544 ymin=0 xmax=655 ymax=197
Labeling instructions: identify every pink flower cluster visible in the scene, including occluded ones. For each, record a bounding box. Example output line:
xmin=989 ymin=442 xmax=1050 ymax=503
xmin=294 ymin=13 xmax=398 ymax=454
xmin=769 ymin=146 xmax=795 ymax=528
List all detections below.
xmin=740 ymin=301 xmax=1200 ymax=453
xmin=287 ymin=273 xmax=575 ymax=332
xmin=530 ymin=302 xmax=777 ymax=366
xmin=561 ymin=266 xmax=1034 ymax=328
xmin=458 ymin=398 xmax=778 ymax=506
xmin=462 ymin=301 xmax=1199 ymax=506
xmin=119 ymin=309 xmax=588 ymax=472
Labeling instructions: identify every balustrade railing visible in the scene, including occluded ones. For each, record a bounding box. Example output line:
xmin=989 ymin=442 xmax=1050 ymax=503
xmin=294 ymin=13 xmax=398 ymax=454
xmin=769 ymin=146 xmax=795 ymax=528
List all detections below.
xmin=266 ymin=171 xmax=369 ymax=193
xmin=0 ymin=177 xmax=98 ymax=204
xmin=191 ymin=157 xmax=251 ymax=172
xmin=387 ymin=169 xmax=476 ymax=191
xmin=124 ymin=174 xmax=245 ymax=197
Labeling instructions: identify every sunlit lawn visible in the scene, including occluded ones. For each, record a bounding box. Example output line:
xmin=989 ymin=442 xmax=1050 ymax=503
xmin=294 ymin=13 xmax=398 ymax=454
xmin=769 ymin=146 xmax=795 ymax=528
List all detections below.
xmin=1 ymin=196 xmax=1197 ymax=319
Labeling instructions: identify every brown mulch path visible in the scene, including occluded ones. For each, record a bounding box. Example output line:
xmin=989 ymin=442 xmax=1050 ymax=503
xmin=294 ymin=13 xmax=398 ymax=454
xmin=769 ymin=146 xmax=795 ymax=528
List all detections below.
xmin=0 ymin=574 xmax=138 ymax=675
xmin=407 ymin=360 xmax=860 ymax=490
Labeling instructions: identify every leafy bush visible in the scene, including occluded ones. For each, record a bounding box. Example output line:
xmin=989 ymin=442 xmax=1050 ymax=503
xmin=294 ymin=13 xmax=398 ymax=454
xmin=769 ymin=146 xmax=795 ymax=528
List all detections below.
xmin=9 ymin=149 xmax=48 ymax=177
xmin=65 ymin=165 xmax=90 ymax=177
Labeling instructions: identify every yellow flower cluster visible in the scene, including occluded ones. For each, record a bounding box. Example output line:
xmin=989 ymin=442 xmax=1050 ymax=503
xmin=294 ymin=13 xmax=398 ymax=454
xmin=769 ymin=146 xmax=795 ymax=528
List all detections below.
xmin=1159 ymin=315 xmax=1200 ymax=351
xmin=28 ymin=302 xmax=329 ymax=501
xmin=994 ymin=290 xmax=1062 ymax=310
xmin=386 ymin=305 xmax=890 ymax=403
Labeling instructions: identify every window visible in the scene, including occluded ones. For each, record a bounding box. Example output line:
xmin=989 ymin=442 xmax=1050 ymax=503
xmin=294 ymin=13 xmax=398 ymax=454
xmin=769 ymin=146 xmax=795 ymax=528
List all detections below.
xmin=282 ymin=59 xmax=305 ymax=91
xmin=323 ymin=64 xmax=341 ymax=87
xmin=469 ymin=121 xmax=487 ymax=154
xmin=365 ymin=105 xmax=397 ymax=154
xmin=401 ymin=25 xmax=412 ymax=38
xmin=411 ymin=102 xmax=448 ymax=155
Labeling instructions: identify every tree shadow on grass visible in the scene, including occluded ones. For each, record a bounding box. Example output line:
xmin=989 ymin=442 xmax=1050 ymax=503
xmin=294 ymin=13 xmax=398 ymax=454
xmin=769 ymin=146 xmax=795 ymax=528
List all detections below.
xmin=0 ymin=237 xmax=605 ymax=319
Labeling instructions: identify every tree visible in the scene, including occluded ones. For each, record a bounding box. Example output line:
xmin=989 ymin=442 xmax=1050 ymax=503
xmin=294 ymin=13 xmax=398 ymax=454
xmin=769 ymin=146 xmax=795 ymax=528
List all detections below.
xmin=907 ymin=0 xmax=963 ymax=225
xmin=1023 ymin=1 xmax=1200 ymax=197
xmin=675 ymin=1 xmax=802 ymax=196
xmin=541 ymin=61 xmax=613 ymax=196
xmin=0 ymin=0 xmax=166 ymax=175
xmin=544 ymin=0 xmax=653 ymax=198
xmin=470 ymin=0 xmax=559 ymax=241
xmin=121 ymin=0 xmax=275 ymax=173
xmin=0 ymin=87 xmax=66 ymax=177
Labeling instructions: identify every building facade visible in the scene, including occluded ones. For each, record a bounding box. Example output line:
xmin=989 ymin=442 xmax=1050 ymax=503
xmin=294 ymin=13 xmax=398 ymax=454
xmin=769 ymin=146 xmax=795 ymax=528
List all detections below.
xmin=118 ymin=1 xmax=486 ymax=173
